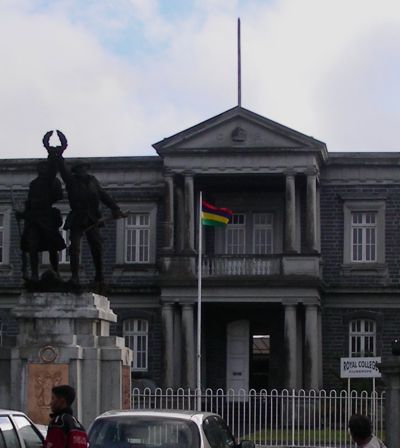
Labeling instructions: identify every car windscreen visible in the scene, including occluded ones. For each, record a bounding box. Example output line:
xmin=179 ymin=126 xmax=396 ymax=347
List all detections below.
xmin=89 ymin=417 xmax=200 ymax=448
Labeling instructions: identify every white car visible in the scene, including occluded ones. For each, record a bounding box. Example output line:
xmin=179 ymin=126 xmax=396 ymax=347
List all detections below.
xmin=0 ymin=409 xmax=44 ymax=448
xmin=88 ymin=410 xmax=255 ymax=448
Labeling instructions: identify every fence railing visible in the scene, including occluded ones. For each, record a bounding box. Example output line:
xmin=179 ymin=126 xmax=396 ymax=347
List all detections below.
xmin=201 ymin=256 xmax=280 ymax=277
xmin=131 ymin=388 xmax=385 ymax=448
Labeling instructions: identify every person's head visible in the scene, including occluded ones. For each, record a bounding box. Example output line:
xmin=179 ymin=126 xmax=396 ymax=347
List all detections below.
xmin=71 ymin=161 xmax=90 ymax=177
xmin=50 ymin=385 xmax=76 ymax=413
xmin=348 ymin=414 xmax=372 ymax=444
xmin=36 ymin=161 xmax=48 ymax=176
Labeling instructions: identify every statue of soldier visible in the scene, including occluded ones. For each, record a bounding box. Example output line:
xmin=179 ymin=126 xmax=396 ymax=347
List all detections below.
xmin=56 ymin=154 xmax=125 ymax=285
xmin=17 ymin=136 xmax=67 ymax=282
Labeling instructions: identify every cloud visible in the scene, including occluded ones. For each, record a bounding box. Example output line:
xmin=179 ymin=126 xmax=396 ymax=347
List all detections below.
xmin=1 ymin=0 xmax=400 ymax=159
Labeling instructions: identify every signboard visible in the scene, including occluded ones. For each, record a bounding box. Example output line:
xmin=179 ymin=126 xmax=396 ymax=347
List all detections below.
xmin=340 ymin=357 xmax=381 ymax=378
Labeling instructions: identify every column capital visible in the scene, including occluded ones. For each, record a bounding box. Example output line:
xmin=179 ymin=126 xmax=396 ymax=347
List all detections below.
xmin=284 ymin=169 xmax=297 ymax=177
xmin=305 ymin=166 xmax=319 ymax=176
xmin=181 ymin=303 xmax=194 ymax=310
xmin=162 ymin=302 xmax=175 ymax=310
xmin=163 ymin=170 xmax=175 ymax=179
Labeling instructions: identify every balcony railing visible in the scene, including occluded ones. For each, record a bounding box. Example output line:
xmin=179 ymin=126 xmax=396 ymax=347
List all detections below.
xmin=201 ymin=255 xmax=281 ymax=277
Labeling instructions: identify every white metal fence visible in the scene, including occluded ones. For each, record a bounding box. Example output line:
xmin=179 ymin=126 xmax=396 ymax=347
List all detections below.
xmin=131 ymin=388 xmax=385 ymax=448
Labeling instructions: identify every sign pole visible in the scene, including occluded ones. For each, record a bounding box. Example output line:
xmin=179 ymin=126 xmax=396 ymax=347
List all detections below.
xmin=372 ymin=377 xmax=376 ymax=432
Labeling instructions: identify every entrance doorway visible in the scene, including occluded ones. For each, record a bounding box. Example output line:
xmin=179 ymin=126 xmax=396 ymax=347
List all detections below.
xmin=226 ymin=320 xmax=249 ymax=392
xmin=250 ymin=334 xmax=270 ymax=390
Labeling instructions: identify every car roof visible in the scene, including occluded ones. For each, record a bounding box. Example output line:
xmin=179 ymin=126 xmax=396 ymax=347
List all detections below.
xmin=96 ymin=409 xmax=220 ymax=421
xmin=0 ymin=410 xmax=26 ymax=415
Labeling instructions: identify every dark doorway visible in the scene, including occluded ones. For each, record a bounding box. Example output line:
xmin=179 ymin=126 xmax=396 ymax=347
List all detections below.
xmin=250 ymin=334 xmax=270 ymax=390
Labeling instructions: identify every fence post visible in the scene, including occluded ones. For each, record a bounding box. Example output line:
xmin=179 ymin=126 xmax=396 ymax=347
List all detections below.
xmin=380 ymin=356 xmax=400 ymax=447
xmin=291 ymin=389 xmax=295 ymax=447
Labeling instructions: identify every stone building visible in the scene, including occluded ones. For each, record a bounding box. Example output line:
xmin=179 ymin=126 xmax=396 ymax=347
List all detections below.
xmin=0 ymin=105 xmax=399 ymax=391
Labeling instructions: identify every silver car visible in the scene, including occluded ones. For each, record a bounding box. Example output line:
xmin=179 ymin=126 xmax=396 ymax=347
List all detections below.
xmin=88 ymin=410 xmax=255 ymax=448
xmin=0 ymin=409 xmax=44 ymax=448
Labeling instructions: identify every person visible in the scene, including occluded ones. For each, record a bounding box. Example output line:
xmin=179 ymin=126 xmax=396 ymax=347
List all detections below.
xmin=56 ymin=156 xmax=125 ymax=285
xmin=348 ymin=414 xmax=386 ymax=447
xmin=17 ymin=155 xmax=66 ymax=282
xmin=45 ymin=385 xmax=87 ymax=448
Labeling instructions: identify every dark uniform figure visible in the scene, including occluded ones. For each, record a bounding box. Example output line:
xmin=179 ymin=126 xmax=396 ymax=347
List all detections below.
xmin=18 ymin=155 xmax=66 ymax=281
xmin=57 ymin=156 xmax=124 ymax=285
xmin=45 ymin=385 xmax=87 ymax=448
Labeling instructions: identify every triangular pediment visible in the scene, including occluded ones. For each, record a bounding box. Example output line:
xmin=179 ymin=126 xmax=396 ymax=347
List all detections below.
xmin=153 ymin=106 xmax=326 ymax=154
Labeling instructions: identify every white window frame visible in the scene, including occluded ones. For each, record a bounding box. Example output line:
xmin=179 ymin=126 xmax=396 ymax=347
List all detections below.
xmin=349 ymin=319 xmax=376 ymax=357
xmin=343 ymin=200 xmax=385 ymax=266
xmin=0 ymin=207 xmax=11 ymax=265
xmin=350 ymin=212 xmax=377 ymax=262
xmin=253 ymin=213 xmax=274 ymax=255
xmin=123 ymin=318 xmax=149 ymax=371
xmin=116 ymin=203 xmax=157 ymax=265
xmin=225 ymin=213 xmax=246 ymax=254
xmin=124 ymin=213 xmax=151 ymax=263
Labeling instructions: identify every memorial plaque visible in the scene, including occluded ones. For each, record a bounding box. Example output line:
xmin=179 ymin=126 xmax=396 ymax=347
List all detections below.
xmin=26 ymin=363 xmax=69 ymax=424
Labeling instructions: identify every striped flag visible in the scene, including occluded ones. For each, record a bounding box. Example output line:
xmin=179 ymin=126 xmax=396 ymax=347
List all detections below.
xmin=201 ymin=201 xmax=233 ymax=226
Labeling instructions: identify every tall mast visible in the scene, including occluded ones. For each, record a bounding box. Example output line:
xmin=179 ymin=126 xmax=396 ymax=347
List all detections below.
xmin=237 ymin=17 xmax=241 ymax=107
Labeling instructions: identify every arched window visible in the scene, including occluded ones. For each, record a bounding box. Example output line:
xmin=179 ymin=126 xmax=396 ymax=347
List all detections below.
xmin=349 ymin=319 xmax=376 ymax=357
xmin=123 ymin=319 xmax=149 ymax=371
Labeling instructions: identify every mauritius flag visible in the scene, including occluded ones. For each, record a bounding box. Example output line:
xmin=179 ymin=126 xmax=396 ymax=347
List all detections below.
xmin=201 ymin=201 xmax=233 ymax=226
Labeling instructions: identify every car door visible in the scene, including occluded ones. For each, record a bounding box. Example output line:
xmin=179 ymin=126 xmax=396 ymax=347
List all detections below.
xmin=10 ymin=416 xmax=43 ymax=448
xmin=0 ymin=416 xmax=21 ymax=448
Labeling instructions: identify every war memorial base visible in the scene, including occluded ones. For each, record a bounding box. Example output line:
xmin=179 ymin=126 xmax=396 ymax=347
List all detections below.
xmin=0 ymin=292 xmax=132 ymax=427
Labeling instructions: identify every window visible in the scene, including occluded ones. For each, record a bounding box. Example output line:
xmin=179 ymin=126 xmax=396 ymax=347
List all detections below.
xmin=351 ymin=212 xmax=376 ymax=262
xmin=343 ymin=199 xmax=385 ymax=269
xmin=253 ymin=213 xmax=273 ymax=254
xmin=0 ymin=417 xmax=20 ymax=448
xmin=116 ymin=204 xmax=157 ymax=265
xmin=203 ymin=416 xmax=235 ymax=448
xmin=349 ymin=319 xmax=376 ymax=357
xmin=0 ymin=209 xmax=11 ymax=265
xmin=125 ymin=214 xmax=150 ymax=263
xmin=226 ymin=214 xmax=246 ymax=254
xmin=123 ymin=319 xmax=148 ymax=371
xmin=0 ymin=214 xmax=4 ymax=263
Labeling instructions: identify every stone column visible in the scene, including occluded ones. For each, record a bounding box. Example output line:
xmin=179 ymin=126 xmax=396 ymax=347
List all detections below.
xmin=173 ymin=306 xmax=182 ymax=387
xmin=284 ymin=304 xmax=298 ymax=389
xmin=306 ymin=171 xmax=318 ymax=252
xmin=285 ymin=173 xmax=296 ymax=253
xmin=380 ymin=357 xmax=400 ymax=447
xmin=184 ymin=174 xmax=195 ymax=252
xmin=176 ymin=186 xmax=185 ymax=253
xmin=163 ymin=174 xmax=175 ymax=251
xmin=161 ymin=303 xmax=174 ymax=388
xmin=304 ymin=304 xmax=320 ymax=390
xmin=182 ymin=304 xmax=196 ymax=388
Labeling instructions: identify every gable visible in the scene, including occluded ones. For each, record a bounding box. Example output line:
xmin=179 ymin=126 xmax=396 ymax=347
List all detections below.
xmin=153 ymin=106 xmax=326 ymax=154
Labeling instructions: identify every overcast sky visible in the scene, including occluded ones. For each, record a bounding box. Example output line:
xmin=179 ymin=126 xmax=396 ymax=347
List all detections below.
xmin=1 ymin=0 xmax=400 ymax=158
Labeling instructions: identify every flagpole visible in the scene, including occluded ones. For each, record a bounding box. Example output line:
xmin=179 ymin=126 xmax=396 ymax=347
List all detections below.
xmin=196 ymin=191 xmax=203 ymax=411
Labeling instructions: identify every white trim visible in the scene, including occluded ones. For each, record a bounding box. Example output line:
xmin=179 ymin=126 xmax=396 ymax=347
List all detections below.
xmin=343 ymin=200 xmax=385 ymax=266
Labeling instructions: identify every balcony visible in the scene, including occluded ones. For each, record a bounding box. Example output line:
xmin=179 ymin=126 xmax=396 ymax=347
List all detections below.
xmin=201 ymin=255 xmax=281 ymax=277
xmin=159 ymin=253 xmax=321 ymax=279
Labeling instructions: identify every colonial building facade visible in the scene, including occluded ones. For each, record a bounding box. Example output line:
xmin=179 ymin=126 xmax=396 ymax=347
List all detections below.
xmin=0 ymin=106 xmax=399 ymax=391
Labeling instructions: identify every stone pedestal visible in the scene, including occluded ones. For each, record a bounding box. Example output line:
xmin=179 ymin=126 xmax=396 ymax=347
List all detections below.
xmin=0 ymin=292 xmax=132 ymax=428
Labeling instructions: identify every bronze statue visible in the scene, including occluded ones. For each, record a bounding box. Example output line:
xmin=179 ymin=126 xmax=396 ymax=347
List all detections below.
xmin=18 ymin=130 xmax=125 ymax=290
xmin=54 ymin=135 xmax=126 ymax=286
xmin=17 ymin=132 xmax=67 ymax=282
